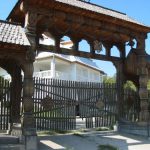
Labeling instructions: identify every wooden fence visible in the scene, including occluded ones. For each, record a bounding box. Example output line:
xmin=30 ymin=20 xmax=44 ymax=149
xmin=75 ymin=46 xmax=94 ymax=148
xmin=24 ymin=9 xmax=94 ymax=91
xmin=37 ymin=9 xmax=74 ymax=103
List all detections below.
xmin=0 ymin=77 xmax=142 ymax=131
xmin=123 ymin=89 xmax=140 ymax=122
xmin=33 ymin=78 xmax=118 ymax=131
xmin=0 ymin=78 xmax=11 ymax=130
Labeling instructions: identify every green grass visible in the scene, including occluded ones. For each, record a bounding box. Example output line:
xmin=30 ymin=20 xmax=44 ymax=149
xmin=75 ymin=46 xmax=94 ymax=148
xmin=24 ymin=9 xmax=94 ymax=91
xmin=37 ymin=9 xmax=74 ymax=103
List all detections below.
xmin=56 ymin=130 xmax=72 ymax=134
xmin=73 ymin=132 xmax=85 ymax=138
xmin=37 ymin=130 xmax=73 ymax=136
xmin=98 ymin=144 xmax=118 ymax=150
xmin=96 ymin=127 xmax=111 ymax=131
xmin=37 ymin=130 xmax=57 ymax=136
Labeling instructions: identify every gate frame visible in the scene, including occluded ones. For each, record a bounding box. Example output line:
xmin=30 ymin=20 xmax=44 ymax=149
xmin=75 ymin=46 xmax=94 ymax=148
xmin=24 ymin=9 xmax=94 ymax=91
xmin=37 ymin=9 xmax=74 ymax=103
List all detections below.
xmin=0 ymin=0 xmax=150 ymax=149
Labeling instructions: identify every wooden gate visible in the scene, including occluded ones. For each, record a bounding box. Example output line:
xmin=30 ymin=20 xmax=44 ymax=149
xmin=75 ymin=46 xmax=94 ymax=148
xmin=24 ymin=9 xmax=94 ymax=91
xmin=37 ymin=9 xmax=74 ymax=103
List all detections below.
xmin=33 ymin=78 xmax=118 ymax=131
xmin=33 ymin=78 xmax=76 ymax=131
xmin=0 ymin=78 xmax=11 ymax=130
xmin=77 ymin=82 xmax=117 ymax=128
xmin=122 ymin=89 xmax=140 ymax=122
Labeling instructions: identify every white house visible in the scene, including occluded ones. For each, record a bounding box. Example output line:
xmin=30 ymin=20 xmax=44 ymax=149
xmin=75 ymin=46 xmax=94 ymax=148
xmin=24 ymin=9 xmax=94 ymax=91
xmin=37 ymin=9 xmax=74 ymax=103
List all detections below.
xmin=0 ymin=35 xmax=106 ymax=82
xmin=34 ymin=52 xmax=105 ymax=82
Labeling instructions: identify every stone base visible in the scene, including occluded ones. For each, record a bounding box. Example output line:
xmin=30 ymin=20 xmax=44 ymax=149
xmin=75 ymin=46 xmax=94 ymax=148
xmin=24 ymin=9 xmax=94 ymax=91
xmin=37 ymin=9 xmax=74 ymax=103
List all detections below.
xmin=118 ymin=120 xmax=150 ymax=137
xmin=10 ymin=123 xmax=23 ymax=143
xmin=25 ymin=136 xmax=38 ymax=150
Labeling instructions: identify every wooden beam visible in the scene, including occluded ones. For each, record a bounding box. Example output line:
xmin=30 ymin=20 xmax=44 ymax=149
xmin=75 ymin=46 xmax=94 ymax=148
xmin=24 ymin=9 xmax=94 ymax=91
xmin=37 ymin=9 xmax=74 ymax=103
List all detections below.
xmin=37 ymin=44 xmax=121 ymax=62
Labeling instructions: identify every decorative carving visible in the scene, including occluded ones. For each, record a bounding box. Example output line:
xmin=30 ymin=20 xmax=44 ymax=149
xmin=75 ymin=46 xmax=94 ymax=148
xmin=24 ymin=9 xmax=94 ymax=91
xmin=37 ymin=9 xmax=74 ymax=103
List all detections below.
xmin=136 ymin=35 xmax=147 ymax=56
xmin=127 ymin=39 xmax=135 ymax=48
xmin=23 ymin=77 xmax=34 ymax=96
xmin=41 ymin=96 xmax=54 ymax=111
xmin=93 ymin=40 xmax=103 ymax=53
xmin=23 ymin=97 xmax=34 ymax=112
xmin=96 ymin=100 xmax=104 ymax=109
xmin=25 ymin=11 xmax=37 ymax=34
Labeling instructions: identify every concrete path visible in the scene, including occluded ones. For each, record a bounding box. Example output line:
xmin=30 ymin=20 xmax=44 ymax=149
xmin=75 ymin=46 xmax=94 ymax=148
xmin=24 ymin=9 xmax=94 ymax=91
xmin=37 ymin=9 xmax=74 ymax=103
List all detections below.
xmin=38 ymin=131 xmax=150 ymax=150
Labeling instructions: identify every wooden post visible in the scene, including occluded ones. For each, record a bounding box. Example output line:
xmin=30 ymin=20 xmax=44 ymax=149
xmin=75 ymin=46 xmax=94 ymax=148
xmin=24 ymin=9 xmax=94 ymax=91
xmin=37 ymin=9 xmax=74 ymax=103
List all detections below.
xmin=113 ymin=61 xmax=125 ymax=119
xmin=55 ymin=35 xmax=61 ymax=53
xmin=23 ymin=7 xmax=38 ymax=150
xmin=11 ymin=65 xmax=22 ymax=124
xmin=71 ymin=38 xmax=80 ymax=56
xmin=136 ymin=35 xmax=149 ymax=124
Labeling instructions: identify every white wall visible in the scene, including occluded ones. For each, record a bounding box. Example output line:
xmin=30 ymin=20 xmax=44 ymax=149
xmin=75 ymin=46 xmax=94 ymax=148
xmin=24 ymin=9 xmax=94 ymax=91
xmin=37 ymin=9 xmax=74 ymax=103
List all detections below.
xmin=0 ymin=68 xmax=8 ymax=77
xmin=76 ymin=64 xmax=101 ymax=82
xmin=34 ymin=56 xmax=102 ymax=82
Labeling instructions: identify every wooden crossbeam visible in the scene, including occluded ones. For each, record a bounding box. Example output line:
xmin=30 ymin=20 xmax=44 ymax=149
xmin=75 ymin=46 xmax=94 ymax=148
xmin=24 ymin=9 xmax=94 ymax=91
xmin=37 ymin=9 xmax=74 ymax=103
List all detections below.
xmin=37 ymin=44 xmax=121 ymax=62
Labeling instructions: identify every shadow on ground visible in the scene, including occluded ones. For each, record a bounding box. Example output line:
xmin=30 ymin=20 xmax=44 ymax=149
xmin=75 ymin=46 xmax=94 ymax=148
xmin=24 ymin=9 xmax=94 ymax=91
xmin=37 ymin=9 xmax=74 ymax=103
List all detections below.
xmin=38 ymin=130 xmax=150 ymax=150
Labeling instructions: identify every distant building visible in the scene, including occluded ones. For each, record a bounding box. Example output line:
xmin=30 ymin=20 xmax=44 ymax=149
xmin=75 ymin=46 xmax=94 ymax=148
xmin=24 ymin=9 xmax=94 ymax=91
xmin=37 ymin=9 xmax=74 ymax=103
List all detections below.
xmin=1 ymin=35 xmax=106 ymax=82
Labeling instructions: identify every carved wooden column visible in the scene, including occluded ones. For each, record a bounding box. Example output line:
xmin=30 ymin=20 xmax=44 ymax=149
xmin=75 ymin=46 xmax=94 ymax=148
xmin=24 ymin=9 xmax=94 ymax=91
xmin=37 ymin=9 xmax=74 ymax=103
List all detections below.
xmin=116 ymin=43 xmax=126 ymax=59
xmin=22 ymin=8 xmax=37 ymax=150
xmin=88 ymin=40 xmax=95 ymax=55
xmin=136 ymin=35 xmax=149 ymax=124
xmin=54 ymin=35 xmax=61 ymax=53
xmin=11 ymin=65 xmax=22 ymax=124
xmin=22 ymin=61 xmax=35 ymax=134
xmin=72 ymin=38 xmax=80 ymax=52
xmin=103 ymin=42 xmax=112 ymax=57
xmin=113 ymin=61 xmax=125 ymax=119
xmin=0 ymin=62 xmax=22 ymax=136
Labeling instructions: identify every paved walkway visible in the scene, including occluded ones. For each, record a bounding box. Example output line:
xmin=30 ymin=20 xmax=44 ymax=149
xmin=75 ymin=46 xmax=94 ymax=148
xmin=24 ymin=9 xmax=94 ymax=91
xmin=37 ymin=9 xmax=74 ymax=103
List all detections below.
xmin=38 ymin=131 xmax=150 ymax=150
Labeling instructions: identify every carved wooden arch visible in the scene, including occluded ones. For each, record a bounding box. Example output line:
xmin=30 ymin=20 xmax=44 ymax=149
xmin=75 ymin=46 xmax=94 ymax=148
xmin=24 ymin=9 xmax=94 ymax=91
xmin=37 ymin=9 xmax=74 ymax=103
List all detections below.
xmin=0 ymin=57 xmax=22 ymax=75
xmin=0 ymin=56 xmax=23 ymax=123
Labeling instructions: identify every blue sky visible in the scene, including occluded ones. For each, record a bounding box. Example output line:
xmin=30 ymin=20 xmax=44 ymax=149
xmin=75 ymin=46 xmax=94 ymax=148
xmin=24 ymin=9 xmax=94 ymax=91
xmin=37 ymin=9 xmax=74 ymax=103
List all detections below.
xmin=0 ymin=0 xmax=150 ymax=76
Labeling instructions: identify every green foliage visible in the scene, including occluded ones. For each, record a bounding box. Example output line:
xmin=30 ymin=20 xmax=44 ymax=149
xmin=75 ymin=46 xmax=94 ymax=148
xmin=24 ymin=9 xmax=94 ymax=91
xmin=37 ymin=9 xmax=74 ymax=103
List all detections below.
xmin=124 ymin=81 xmax=136 ymax=91
xmin=37 ymin=130 xmax=57 ymax=136
xmin=73 ymin=132 xmax=84 ymax=138
xmin=147 ymin=80 xmax=150 ymax=90
xmin=103 ymin=76 xmax=116 ymax=84
xmin=37 ymin=130 xmax=72 ymax=136
xmin=103 ymin=75 xmax=137 ymax=91
xmin=96 ymin=127 xmax=110 ymax=131
xmin=98 ymin=144 xmax=118 ymax=150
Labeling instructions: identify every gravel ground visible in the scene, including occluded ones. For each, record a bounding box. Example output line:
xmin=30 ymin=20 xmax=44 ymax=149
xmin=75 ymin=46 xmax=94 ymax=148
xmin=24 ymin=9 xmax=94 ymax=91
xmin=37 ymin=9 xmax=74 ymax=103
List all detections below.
xmin=38 ymin=131 xmax=150 ymax=150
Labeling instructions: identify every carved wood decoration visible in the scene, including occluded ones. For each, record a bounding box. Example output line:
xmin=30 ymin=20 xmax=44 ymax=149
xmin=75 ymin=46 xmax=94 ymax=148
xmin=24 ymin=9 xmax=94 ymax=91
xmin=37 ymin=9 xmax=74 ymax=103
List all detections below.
xmin=41 ymin=96 xmax=54 ymax=111
xmin=8 ymin=0 xmax=150 ymax=59
xmin=4 ymin=0 xmax=150 ymax=130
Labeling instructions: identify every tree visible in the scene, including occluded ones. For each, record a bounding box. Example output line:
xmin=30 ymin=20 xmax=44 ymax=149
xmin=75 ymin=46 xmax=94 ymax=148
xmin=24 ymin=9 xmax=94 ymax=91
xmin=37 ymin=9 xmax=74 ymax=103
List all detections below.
xmin=147 ymin=80 xmax=150 ymax=90
xmin=124 ymin=81 xmax=137 ymax=91
xmin=103 ymin=75 xmax=137 ymax=91
xmin=103 ymin=76 xmax=116 ymax=84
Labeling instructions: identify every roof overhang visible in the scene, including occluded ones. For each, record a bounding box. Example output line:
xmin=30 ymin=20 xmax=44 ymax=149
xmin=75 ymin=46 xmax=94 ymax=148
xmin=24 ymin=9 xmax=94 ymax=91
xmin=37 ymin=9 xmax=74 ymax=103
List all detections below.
xmin=7 ymin=0 xmax=150 ymax=34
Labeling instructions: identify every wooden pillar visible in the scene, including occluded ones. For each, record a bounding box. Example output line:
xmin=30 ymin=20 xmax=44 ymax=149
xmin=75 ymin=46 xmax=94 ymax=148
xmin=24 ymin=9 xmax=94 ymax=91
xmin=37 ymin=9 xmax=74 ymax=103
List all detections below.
xmin=0 ymin=62 xmax=22 ymax=135
xmin=136 ymin=35 xmax=149 ymax=124
xmin=103 ymin=42 xmax=112 ymax=57
xmin=11 ymin=65 xmax=22 ymax=124
xmin=116 ymin=43 xmax=126 ymax=59
xmin=22 ymin=62 xmax=35 ymax=134
xmin=23 ymin=8 xmax=38 ymax=150
xmin=71 ymin=38 xmax=80 ymax=55
xmin=54 ymin=35 xmax=61 ymax=53
xmin=88 ymin=40 xmax=95 ymax=55
xmin=113 ymin=61 xmax=125 ymax=119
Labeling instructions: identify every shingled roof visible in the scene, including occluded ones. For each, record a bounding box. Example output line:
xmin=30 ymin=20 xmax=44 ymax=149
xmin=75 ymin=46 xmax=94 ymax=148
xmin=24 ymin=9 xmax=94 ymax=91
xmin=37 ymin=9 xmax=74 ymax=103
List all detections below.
xmin=56 ymin=0 xmax=146 ymax=27
xmin=0 ymin=20 xmax=30 ymax=46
